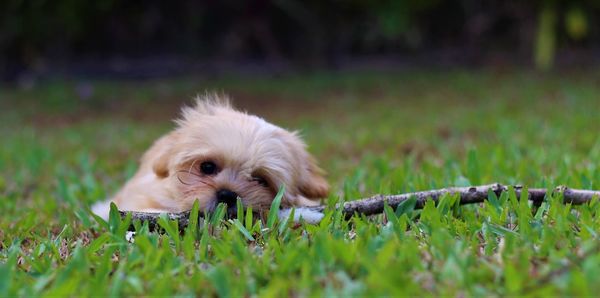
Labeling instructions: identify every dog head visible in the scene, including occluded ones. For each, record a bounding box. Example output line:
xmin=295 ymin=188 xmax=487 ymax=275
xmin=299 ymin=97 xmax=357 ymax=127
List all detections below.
xmin=148 ymin=95 xmax=329 ymax=213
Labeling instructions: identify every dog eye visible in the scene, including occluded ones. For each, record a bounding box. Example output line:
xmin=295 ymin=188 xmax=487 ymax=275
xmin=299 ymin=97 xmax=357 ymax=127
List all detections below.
xmin=200 ymin=161 xmax=218 ymax=175
xmin=252 ymin=176 xmax=269 ymax=187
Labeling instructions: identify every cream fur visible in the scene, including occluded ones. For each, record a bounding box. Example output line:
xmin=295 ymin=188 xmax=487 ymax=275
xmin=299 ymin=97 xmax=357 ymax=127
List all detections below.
xmin=92 ymin=94 xmax=329 ymax=219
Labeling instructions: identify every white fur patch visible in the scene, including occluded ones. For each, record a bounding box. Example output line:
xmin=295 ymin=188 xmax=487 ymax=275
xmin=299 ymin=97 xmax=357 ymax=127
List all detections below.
xmin=91 ymin=200 xmax=111 ymax=220
xmin=125 ymin=231 xmax=136 ymax=243
xmin=278 ymin=208 xmax=324 ymax=224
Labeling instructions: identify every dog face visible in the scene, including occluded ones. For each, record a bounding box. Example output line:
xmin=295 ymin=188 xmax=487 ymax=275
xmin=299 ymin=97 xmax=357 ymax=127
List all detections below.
xmin=146 ymin=97 xmax=329 ymax=213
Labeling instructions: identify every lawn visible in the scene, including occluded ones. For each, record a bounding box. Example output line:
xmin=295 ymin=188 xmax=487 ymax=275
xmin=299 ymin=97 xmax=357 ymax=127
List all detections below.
xmin=1 ymin=69 xmax=600 ymax=296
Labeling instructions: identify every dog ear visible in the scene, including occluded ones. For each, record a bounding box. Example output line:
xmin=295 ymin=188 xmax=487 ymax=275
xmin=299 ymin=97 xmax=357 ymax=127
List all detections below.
xmin=281 ymin=131 xmax=329 ymax=201
xmin=141 ymin=132 xmax=178 ymax=179
xmin=152 ymin=152 xmax=170 ymax=178
xmin=298 ymin=155 xmax=329 ymax=199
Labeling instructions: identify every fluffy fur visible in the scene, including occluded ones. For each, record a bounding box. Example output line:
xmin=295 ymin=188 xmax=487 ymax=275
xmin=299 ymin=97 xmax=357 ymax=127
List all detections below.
xmin=92 ymin=94 xmax=329 ymax=219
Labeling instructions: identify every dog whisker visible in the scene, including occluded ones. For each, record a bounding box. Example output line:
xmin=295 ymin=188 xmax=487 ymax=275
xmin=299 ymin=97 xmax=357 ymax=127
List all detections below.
xmin=176 ymin=170 xmax=201 ymax=185
xmin=175 ymin=169 xmax=217 ymax=188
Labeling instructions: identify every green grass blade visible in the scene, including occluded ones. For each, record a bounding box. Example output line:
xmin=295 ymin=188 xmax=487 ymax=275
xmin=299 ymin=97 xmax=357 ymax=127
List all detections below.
xmin=230 ymin=219 xmax=255 ymax=241
xmin=245 ymin=205 xmax=253 ymax=231
xmin=188 ymin=200 xmax=200 ymax=238
xmin=395 ymin=196 xmax=417 ymax=217
xmin=157 ymin=214 xmax=181 ymax=250
xmin=267 ymin=186 xmax=285 ymax=229
xmin=236 ymin=197 xmax=244 ymax=224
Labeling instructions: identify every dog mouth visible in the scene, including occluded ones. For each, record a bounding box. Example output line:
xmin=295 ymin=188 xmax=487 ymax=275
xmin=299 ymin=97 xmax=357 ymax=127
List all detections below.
xmin=196 ymin=189 xmax=275 ymax=219
xmin=205 ymin=197 xmax=241 ymax=218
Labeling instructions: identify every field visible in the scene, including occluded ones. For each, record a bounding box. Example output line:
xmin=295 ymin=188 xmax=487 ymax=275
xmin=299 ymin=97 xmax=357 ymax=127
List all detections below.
xmin=1 ymin=69 xmax=600 ymax=296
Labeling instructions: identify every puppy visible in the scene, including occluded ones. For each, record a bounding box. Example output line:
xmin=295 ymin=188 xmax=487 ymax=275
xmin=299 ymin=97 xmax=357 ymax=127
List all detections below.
xmin=92 ymin=94 xmax=329 ymax=219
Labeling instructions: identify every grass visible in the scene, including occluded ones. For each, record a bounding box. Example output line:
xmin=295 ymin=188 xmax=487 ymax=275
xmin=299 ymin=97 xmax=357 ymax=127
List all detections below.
xmin=1 ymin=69 xmax=600 ymax=296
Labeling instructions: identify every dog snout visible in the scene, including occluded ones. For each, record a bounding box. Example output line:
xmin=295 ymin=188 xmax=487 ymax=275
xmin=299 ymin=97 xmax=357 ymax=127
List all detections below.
xmin=216 ymin=189 xmax=238 ymax=206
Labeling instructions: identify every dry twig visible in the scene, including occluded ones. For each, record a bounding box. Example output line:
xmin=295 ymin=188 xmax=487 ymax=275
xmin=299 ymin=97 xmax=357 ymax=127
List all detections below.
xmin=120 ymin=183 xmax=600 ymax=226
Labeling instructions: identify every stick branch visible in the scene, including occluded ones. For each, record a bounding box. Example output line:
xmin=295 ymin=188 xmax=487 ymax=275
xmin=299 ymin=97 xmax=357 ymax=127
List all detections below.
xmin=120 ymin=183 xmax=600 ymax=227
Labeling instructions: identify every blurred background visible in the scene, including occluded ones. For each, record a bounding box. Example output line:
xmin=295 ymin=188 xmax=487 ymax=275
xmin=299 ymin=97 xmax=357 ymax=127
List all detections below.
xmin=1 ymin=0 xmax=600 ymax=200
xmin=1 ymin=0 xmax=600 ymax=83
xmin=1 ymin=0 xmax=600 ymax=240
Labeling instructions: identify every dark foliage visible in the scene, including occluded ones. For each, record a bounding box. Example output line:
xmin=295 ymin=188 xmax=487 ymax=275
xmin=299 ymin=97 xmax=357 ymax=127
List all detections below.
xmin=1 ymin=0 xmax=599 ymax=79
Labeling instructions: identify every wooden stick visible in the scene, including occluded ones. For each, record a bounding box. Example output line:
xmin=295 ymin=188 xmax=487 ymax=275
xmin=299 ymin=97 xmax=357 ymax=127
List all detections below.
xmin=120 ymin=183 xmax=600 ymax=226
xmin=311 ymin=183 xmax=600 ymax=217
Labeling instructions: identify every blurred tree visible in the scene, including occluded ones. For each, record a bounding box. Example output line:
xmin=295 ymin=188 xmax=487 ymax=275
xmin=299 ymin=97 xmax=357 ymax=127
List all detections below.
xmin=534 ymin=2 xmax=558 ymax=70
xmin=565 ymin=6 xmax=588 ymax=40
xmin=534 ymin=0 xmax=593 ymax=71
xmin=1 ymin=0 xmax=600 ymax=80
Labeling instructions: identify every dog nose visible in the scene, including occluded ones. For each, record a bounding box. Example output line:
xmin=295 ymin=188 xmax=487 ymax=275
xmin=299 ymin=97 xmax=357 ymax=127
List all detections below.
xmin=216 ymin=189 xmax=238 ymax=206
